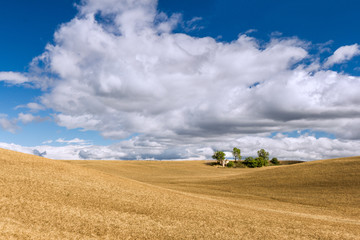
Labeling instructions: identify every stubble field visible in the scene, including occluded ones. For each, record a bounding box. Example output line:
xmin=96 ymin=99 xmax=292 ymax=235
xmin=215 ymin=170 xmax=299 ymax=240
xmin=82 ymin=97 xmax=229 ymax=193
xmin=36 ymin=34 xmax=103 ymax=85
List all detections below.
xmin=1 ymin=148 xmax=359 ymax=239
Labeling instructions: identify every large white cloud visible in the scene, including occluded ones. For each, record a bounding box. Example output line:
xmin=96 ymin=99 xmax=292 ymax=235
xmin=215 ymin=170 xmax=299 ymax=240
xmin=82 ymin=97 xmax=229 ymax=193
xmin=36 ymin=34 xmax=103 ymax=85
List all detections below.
xmin=3 ymin=0 xmax=360 ymax=160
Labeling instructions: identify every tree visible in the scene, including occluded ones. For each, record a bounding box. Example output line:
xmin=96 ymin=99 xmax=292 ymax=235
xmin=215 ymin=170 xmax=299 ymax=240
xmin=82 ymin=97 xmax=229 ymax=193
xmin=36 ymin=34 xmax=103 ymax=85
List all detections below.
xmin=227 ymin=161 xmax=234 ymax=168
xmin=270 ymin=157 xmax=280 ymax=165
xmin=253 ymin=149 xmax=269 ymax=167
xmin=243 ymin=157 xmax=257 ymax=168
xmin=255 ymin=157 xmax=268 ymax=167
xmin=232 ymin=147 xmax=241 ymax=162
xmin=212 ymin=151 xmax=226 ymax=167
xmin=257 ymin=149 xmax=269 ymax=161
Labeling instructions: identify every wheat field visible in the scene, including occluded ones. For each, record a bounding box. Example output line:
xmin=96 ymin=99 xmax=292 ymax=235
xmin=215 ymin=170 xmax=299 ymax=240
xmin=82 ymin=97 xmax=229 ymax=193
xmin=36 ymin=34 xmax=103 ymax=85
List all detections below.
xmin=1 ymin=148 xmax=359 ymax=239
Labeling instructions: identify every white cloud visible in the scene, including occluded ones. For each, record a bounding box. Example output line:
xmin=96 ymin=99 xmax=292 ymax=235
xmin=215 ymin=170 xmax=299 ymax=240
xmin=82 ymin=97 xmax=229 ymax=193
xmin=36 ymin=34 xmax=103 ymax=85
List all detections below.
xmin=15 ymin=102 xmax=45 ymax=112
xmin=184 ymin=17 xmax=203 ymax=32
xmin=1 ymin=135 xmax=359 ymax=161
xmin=17 ymin=113 xmax=43 ymax=124
xmin=231 ymin=135 xmax=359 ymax=161
xmin=35 ymin=14 xmax=312 ymax=140
xmin=0 ymin=142 xmax=90 ymax=160
xmin=324 ymin=44 xmax=360 ymax=67
xmin=55 ymin=138 xmax=88 ymax=145
xmin=0 ymin=114 xmax=18 ymax=133
xmin=0 ymin=71 xmax=28 ymax=84
xmin=35 ymin=9 xmax=360 ymax=142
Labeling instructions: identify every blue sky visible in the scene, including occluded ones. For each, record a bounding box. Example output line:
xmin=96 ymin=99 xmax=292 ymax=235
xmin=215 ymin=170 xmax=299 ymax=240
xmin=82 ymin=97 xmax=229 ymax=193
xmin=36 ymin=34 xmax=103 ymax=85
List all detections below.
xmin=2 ymin=0 xmax=360 ymax=70
xmin=1 ymin=0 xmax=360 ymax=160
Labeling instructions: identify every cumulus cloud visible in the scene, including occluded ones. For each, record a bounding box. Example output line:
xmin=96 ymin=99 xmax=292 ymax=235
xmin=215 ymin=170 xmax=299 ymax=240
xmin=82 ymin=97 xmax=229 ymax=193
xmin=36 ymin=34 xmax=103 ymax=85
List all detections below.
xmin=0 ymin=71 xmax=28 ymax=84
xmin=324 ymin=44 xmax=360 ymax=67
xmin=34 ymin=4 xmax=360 ymax=141
xmin=3 ymin=0 xmax=360 ymax=160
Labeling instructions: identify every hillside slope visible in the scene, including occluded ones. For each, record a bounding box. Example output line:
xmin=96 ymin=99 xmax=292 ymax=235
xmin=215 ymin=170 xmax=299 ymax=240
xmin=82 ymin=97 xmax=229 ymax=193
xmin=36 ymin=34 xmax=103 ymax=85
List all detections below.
xmin=68 ymin=157 xmax=360 ymax=216
xmin=1 ymin=148 xmax=360 ymax=239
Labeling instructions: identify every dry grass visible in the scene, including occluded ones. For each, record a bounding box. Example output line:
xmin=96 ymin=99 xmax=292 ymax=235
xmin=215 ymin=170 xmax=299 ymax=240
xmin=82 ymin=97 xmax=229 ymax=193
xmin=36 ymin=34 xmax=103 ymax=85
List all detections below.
xmin=279 ymin=160 xmax=304 ymax=165
xmin=1 ymin=148 xmax=360 ymax=239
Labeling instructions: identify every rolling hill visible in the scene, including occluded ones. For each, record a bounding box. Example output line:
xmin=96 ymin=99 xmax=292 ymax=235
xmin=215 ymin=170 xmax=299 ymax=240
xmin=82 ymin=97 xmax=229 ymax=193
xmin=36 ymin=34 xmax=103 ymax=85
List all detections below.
xmin=1 ymin=148 xmax=359 ymax=239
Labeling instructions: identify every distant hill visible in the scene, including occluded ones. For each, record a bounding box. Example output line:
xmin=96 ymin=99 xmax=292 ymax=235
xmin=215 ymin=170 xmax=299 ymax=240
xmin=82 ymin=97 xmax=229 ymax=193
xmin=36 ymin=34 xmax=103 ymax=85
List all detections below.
xmin=1 ymin=148 xmax=360 ymax=239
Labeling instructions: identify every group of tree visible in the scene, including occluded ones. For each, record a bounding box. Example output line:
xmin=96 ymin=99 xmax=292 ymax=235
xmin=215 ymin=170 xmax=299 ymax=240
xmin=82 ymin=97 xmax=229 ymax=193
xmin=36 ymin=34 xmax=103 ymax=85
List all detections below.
xmin=212 ymin=148 xmax=280 ymax=168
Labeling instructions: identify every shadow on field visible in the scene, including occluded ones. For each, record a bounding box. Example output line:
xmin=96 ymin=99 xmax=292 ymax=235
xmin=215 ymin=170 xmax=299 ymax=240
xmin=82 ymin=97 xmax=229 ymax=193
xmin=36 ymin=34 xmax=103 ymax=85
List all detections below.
xmin=280 ymin=160 xmax=305 ymax=165
xmin=204 ymin=161 xmax=218 ymax=166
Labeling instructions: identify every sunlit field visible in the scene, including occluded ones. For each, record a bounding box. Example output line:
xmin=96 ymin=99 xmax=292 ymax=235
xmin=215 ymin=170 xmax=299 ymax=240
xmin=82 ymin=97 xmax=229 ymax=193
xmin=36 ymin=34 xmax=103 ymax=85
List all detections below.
xmin=1 ymin=148 xmax=359 ymax=239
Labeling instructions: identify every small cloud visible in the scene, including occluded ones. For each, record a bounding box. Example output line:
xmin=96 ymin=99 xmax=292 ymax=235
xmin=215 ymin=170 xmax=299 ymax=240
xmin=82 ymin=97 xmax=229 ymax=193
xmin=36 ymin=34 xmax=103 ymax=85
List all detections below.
xmin=0 ymin=71 xmax=29 ymax=84
xmin=55 ymin=138 xmax=88 ymax=145
xmin=270 ymin=31 xmax=282 ymax=37
xmin=42 ymin=140 xmax=53 ymax=144
xmin=17 ymin=113 xmax=43 ymax=124
xmin=184 ymin=17 xmax=204 ymax=32
xmin=0 ymin=115 xmax=18 ymax=133
xmin=315 ymin=40 xmax=333 ymax=54
xmin=246 ymin=29 xmax=258 ymax=35
xmin=187 ymin=16 xmax=202 ymax=25
xmin=15 ymin=102 xmax=45 ymax=112
xmin=324 ymin=44 xmax=360 ymax=68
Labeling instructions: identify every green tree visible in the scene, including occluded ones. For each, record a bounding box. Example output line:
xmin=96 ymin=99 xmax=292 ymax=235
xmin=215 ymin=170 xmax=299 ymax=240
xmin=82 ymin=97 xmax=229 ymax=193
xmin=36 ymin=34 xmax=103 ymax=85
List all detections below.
xmin=257 ymin=149 xmax=269 ymax=161
xmin=244 ymin=157 xmax=257 ymax=168
xmin=255 ymin=157 xmax=268 ymax=167
xmin=226 ymin=161 xmax=234 ymax=168
xmin=232 ymin=147 xmax=241 ymax=162
xmin=212 ymin=151 xmax=226 ymax=167
xmin=270 ymin=157 xmax=280 ymax=165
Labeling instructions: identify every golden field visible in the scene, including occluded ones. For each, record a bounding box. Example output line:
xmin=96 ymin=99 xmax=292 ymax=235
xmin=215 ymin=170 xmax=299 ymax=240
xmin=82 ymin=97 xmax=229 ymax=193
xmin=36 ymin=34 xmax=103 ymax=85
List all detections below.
xmin=1 ymin=148 xmax=360 ymax=239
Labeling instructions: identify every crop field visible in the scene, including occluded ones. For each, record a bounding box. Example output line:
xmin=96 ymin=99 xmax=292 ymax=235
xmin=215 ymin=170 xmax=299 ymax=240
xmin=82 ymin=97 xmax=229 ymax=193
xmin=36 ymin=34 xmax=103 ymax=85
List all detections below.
xmin=1 ymin=148 xmax=360 ymax=239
